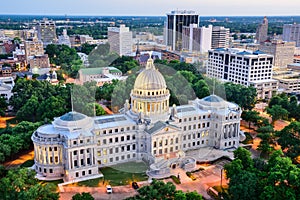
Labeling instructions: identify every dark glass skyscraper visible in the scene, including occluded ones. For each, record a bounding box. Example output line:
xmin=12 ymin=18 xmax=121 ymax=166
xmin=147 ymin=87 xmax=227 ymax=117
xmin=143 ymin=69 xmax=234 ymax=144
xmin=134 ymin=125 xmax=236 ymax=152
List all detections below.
xmin=166 ymin=10 xmax=199 ymax=51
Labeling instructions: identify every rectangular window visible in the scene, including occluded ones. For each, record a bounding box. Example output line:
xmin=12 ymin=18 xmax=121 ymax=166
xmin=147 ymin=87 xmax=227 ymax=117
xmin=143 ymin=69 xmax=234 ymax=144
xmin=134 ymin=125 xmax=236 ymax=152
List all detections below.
xmin=127 ymin=145 xmax=130 ymax=151
xmin=73 ymin=151 xmax=77 ymax=155
xmin=109 ymin=138 xmax=113 ymax=143
xmin=110 ymin=158 xmax=113 ymax=162
xmin=121 ymin=136 xmax=124 ymax=141
xmin=127 ymin=135 xmax=130 ymax=141
xmin=132 ymin=144 xmax=136 ymax=150
xmin=109 ymin=149 xmax=113 ymax=154
xmin=87 ymin=158 xmax=90 ymax=165
xmin=103 ymin=139 xmax=107 ymax=144
xmin=115 ymin=148 xmax=119 ymax=153
xmin=89 ymin=170 xmax=92 ymax=174
xmin=76 ymin=172 xmax=79 ymax=177
xmin=80 ymin=149 xmax=84 ymax=154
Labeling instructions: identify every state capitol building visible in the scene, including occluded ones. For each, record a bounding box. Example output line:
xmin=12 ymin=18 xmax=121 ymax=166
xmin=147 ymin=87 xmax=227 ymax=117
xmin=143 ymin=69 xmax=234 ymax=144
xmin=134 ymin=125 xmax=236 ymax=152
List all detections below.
xmin=32 ymin=58 xmax=242 ymax=182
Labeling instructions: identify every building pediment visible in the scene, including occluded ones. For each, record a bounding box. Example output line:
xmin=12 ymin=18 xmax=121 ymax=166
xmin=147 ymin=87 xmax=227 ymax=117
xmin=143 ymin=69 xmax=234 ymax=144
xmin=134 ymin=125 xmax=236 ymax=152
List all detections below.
xmin=146 ymin=121 xmax=181 ymax=136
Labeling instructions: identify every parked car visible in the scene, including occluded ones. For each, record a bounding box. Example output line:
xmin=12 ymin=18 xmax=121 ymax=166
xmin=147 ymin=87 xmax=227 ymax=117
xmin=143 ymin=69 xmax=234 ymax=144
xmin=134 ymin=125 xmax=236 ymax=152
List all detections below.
xmin=132 ymin=182 xmax=139 ymax=189
xmin=106 ymin=185 xmax=112 ymax=194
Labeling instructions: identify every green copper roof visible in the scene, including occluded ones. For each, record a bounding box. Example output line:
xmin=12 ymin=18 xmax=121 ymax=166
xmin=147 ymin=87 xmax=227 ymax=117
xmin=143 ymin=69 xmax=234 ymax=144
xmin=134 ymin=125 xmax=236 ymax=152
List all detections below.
xmin=80 ymin=67 xmax=122 ymax=75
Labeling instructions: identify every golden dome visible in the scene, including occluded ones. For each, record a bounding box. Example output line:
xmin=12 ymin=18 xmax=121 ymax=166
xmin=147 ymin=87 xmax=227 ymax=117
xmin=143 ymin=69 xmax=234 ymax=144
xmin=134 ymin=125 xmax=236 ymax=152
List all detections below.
xmin=134 ymin=58 xmax=166 ymax=90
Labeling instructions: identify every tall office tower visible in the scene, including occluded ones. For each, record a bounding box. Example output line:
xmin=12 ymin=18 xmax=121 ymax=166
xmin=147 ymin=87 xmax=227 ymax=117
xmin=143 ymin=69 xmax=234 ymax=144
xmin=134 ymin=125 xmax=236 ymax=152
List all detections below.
xmin=259 ymin=39 xmax=295 ymax=69
xmin=207 ymin=48 xmax=278 ymax=99
xmin=211 ymin=26 xmax=230 ymax=49
xmin=256 ymin=16 xmax=268 ymax=44
xmin=182 ymin=24 xmax=212 ymax=54
xmin=108 ymin=25 xmax=133 ymax=56
xmin=37 ymin=18 xmax=57 ymax=46
xmin=166 ymin=10 xmax=199 ymax=51
xmin=283 ymin=24 xmax=300 ymax=47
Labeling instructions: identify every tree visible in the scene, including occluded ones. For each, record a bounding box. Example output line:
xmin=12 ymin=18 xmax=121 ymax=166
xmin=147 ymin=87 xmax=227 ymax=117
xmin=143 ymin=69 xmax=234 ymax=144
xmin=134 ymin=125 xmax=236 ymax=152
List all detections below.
xmin=257 ymin=125 xmax=275 ymax=156
xmin=0 ymin=168 xmax=59 ymax=200
xmin=266 ymin=105 xmax=289 ymax=124
xmin=16 ymin=95 xmax=40 ymax=122
xmin=0 ymin=96 xmax=7 ymax=116
xmin=276 ymin=121 xmax=300 ymax=160
xmin=80 ymin=43 xmax=97 ymax=55
xmin=224 ymin=82 xmax=256 ymax=110
xmin=72 ymin=192 xmax=94 ymax=200
xmin=232 ymin=147 xmax=254 ymax=170
xmin=241 ymin=110 xmax=260 ymax=129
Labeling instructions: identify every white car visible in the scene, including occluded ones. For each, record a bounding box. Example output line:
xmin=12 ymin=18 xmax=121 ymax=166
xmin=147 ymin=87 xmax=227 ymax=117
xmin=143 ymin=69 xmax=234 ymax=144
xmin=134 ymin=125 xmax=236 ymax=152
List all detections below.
xmin=106 ymin=185 xmax=112 ymax=194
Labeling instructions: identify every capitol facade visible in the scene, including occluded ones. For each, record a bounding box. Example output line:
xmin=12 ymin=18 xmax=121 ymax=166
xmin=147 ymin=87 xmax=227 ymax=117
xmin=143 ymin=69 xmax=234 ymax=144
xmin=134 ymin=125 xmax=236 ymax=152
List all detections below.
xmin=32 ymin=58 xmax=242 ymax=182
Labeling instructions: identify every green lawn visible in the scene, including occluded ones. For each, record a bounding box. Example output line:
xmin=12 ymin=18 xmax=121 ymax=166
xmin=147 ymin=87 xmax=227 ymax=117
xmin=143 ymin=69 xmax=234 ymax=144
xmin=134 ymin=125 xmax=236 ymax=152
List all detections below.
xmin=39 ymin=179 xmax=64 ymax=191
xmin=76 ymin=161 xmax=149 ymax=187
xmin=20 ymin=159 xmax=34 ymax=168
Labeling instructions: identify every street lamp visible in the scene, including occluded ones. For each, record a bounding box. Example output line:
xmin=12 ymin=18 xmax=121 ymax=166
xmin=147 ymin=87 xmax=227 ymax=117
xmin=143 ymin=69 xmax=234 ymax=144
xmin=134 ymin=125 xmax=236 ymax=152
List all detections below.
xmin=220 ymin=168 xmax=224 ymax=188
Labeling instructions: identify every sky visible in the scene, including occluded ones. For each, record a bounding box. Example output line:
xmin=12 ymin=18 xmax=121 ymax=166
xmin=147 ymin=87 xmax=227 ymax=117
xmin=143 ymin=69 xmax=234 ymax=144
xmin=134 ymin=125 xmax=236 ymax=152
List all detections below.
xmin=1 ymin=0 xmax=300 ymax=16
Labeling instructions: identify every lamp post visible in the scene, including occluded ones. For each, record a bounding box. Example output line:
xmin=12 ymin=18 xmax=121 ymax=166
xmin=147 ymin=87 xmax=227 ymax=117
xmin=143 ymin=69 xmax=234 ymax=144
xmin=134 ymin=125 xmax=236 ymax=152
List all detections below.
xmin=220 ymin=168 xmax=224 ymax=188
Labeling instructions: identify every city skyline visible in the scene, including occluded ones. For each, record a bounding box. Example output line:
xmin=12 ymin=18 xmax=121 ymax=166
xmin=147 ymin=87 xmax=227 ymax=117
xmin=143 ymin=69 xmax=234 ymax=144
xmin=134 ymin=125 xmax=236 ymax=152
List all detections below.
xmin=1 ymin=0 xmax=300 ymax=16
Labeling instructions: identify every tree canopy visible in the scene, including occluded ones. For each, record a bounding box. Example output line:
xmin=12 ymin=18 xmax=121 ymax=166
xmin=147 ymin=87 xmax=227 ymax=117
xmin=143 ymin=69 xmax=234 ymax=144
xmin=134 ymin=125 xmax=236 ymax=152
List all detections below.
xmin=0 ymin=168 xmax=59 ymax=200
xmin=72 ymin=192 xmax=94 ymax=200
xmin=126 ymin=179 xmax=203 ymax=200
xmin=223 ymin=148 xmax=300 ymax=200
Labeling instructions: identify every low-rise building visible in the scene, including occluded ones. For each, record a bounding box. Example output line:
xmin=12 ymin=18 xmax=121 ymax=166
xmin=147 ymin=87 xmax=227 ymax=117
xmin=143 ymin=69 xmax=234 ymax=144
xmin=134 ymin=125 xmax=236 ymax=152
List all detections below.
xmin=0 ymin=76 xmax=14 ymax=101
xmin=29 ymin=54 xmax=50 ymax=69
xmin=78 ymin=67 xmax=126 ymax=86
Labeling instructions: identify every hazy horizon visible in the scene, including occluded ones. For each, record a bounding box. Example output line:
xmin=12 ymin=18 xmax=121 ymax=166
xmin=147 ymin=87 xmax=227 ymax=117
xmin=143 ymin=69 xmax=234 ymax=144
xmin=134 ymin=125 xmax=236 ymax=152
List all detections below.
xmin=1 ymin=0 xmax=300 ymax=16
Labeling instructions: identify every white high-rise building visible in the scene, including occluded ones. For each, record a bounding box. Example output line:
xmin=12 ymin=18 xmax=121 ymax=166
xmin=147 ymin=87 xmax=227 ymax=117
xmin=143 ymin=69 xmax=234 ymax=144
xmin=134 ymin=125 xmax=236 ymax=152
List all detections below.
xmin=283 ymin=24 xmax=300 ymax=47
xmin=108 ymin=25 xmax=133 ymax=56
xmin=182 ymin=24 xmax=212 ymax=54
xmin=207 ymin=48 xmax=278 ymax=99
xmin=211 ymin=26 xmax=230 ymax=49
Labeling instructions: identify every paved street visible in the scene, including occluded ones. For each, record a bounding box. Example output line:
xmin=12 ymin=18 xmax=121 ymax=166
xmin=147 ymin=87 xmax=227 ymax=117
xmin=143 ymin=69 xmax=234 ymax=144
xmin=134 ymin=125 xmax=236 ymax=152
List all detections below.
xmin=3 ymin=150 xmax=34 ymax=169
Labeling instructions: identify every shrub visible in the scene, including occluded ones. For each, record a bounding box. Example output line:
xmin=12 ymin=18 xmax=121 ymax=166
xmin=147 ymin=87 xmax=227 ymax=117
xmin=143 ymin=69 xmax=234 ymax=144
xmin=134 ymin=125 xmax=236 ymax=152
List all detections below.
xmin=171 ymin=175 xmax=181 ymax=184
xmin=186 ymin=172 xmax=197 ymax=181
